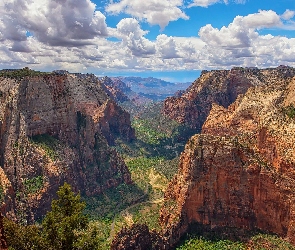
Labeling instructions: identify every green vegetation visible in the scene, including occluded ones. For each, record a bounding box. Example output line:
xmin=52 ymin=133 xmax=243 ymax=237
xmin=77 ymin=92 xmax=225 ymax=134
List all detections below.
xmin=132 ymin=118 xmax=167 ymax=144
xmin=84 ymin=183 xmax=146 ymax=220
xmin=177 ymin=236 xmax=245 ymax=250
xmin=4 ymin=183 xmax=101 ymax=250
xmin=30 ymin=134 xmax=60 ymax=161
xmin=0 ymin=67 xmax=49 ymax=79
xmin=0 ymin=185 xmax=4 ymax=203
xmin=176 ymin=234 xmax=295 ymax=250
xmin=23 ymin=176 xmax=43 ymax=194
xmin=283 ymin=104 xmax=295 ymax=119
xmin=81 ymin=155 xmax=173 ymax=249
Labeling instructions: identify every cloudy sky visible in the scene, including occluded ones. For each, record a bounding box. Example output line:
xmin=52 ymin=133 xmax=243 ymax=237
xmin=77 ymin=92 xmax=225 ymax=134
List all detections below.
xmin=0 ymin=0 xmax=294 ymax=82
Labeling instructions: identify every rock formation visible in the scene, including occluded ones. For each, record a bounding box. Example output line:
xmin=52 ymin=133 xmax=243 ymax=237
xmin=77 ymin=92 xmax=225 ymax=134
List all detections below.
xmin=0 ymin=71 xmax=135 ymax=223
xmin=111 ymin=224 xmax=161 ymax=250
xmin=162 ymin=66 xmax=295 ymax=130
xmin=100 ymin=76 xmax=130 ymax=103
xmin=160 ymin=66 xmax=295 ymax=247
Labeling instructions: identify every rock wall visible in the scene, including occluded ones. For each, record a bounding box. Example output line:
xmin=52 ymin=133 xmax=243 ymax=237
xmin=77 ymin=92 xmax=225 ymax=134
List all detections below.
xmin=162 ymin=66 xmax=295 ymax=130
xmin=0 ymin=73 xmax=135 ymax=223
xmin=160 ymin=68 xmax=295 ymax=247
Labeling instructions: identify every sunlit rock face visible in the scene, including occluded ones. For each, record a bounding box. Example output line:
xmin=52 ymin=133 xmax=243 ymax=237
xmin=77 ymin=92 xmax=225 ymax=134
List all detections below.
xmin=0 ymin=72 xmax=134 ymax=223
xmin=160 ymin=66 xmax=295 ymax=247
xmin=162 ymin=66 xmax=295 ymax=130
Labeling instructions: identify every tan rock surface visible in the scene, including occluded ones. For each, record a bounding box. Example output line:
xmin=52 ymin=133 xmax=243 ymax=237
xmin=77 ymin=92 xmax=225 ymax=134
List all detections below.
xmin=160 ymin=67 xmax=295 ymax=247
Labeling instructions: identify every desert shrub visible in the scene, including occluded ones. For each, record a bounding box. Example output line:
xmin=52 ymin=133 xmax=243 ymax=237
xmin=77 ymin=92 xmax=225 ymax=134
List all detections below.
xmin=23 ymin=176 xmax=43 ymax=194
xmin=282 ymin=104 xmax=295 ymax=119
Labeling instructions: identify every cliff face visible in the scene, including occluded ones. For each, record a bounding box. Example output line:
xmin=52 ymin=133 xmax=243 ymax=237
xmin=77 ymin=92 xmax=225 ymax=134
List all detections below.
xmin=0 ymin=73 xmax=135 ymax=222
xmin=160 ymin=67 xmax=295 ymax=247
xmin=100 ymin=76 xmax=130 ymax=103
xmin=162 ymin=66 xmax=295 ymax=130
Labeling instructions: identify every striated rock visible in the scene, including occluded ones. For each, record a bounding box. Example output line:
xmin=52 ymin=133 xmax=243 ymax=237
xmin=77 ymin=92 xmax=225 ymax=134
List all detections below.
xmin=160 ymin=68 xmax=295 ymax=247
xmin=0 ymin=72 xmax=135 ymax=223
xmin=162 ymin=66 xmax=295 ymax=130
xmin=100 ymin=76 xmax=130 ymax=103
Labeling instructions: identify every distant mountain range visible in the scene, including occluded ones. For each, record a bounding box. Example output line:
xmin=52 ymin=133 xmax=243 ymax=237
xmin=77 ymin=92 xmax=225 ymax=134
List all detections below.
xmin=110 ymin=76 xmax=191 ymax=102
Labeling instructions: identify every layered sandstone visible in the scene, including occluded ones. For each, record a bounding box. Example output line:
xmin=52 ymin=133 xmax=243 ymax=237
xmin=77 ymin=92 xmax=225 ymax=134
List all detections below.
xmin=162 ymin=66 xmax=295 ymax=130
xmin=160 ymin=67 xmax=295 ymax=247
xmin=0 ymin=72 xmax=135 ymax=222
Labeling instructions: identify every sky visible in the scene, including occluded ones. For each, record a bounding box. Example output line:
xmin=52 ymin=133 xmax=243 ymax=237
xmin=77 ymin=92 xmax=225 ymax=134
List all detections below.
xmin=0 ymin=0 xmax=294 ymax=82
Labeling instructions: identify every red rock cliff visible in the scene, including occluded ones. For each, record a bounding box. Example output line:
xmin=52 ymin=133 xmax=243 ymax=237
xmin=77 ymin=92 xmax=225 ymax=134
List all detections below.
xmin=0 ymin=73 xmax=135 ymax=223
xmin=160 ymin=67 xmax=295 ymax=247
xmin=162 ymin=66 xmax=295 ymax=130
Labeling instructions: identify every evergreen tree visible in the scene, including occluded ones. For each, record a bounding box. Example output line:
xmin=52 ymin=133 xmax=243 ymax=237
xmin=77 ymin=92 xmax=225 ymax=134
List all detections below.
xmin=42 ymin=183 xmax=88 ymax=250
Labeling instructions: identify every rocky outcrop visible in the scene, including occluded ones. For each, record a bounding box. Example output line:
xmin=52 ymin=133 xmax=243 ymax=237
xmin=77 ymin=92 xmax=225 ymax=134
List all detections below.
xmin=160 ymin=67 xmax=295 ymax=247
xmin=0 ymin=72 xmax=135 ymax=223
xmin=100 ymin=76 xmax=130 ymax=103
xmin=162 ymin=66 xmax=295 ymax=130
xmin=111 ymin=224 xmax=156 ymax=250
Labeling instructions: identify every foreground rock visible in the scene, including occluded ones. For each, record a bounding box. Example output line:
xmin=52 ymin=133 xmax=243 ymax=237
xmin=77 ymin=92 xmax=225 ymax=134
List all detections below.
xmin=160 ymin=67 xmax=295 ymax=247
xmin=0 ymin=71 xmax=135 ymax=223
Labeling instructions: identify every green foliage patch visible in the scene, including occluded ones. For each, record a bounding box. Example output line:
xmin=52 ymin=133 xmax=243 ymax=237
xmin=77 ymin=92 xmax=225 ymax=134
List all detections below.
xmin=0 ymin=67 xmax=49 ymax=79
xmin=177 ymin=236 xmax=245 ymax=250
xmin=84 ymin=183 xmax=146 ymax=220
xmin=177 ymin=233 xmax=295 ymax=250
xmin=30 ymin=134 xmax=60 ymax=161
xmin=0 ymin=185 xmax=4 ymax=203
xmin=23 ymin=176 xmax=43 ymax=194
xmin=283 ymin=104 xmax=295 ymax=119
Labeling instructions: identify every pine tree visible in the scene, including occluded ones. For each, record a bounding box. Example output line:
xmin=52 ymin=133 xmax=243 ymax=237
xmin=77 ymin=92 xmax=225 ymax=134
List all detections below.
xmin=42 ymin=183 xmax=88 ymax=250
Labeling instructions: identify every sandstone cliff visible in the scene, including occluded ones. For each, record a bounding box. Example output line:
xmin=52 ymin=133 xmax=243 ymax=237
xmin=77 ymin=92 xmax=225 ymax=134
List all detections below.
xmin=160 ymin=66 xmax=295 ymax=247
xmin=100 ymin=76 xmax=130 ymax=103
xmin=0 ymin=72 xmax=135 ymax=223
xmin=162 ymin=66 xmax=295 ymax=130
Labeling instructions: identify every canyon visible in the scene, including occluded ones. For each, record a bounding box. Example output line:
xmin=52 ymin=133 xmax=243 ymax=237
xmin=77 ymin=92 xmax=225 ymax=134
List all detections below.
xmin=1 ymin=66 xmax=295 ymax=248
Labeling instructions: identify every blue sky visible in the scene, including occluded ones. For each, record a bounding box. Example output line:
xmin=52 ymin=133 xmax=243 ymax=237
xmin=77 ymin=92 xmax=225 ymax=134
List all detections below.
xmin=0 ymin=0 xmax=294 ymax=82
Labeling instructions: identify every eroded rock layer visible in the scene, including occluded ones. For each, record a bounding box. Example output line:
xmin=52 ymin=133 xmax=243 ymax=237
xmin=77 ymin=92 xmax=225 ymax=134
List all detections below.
xmin=160 ymin=67 xmax=295 ymax=247
xmin=0 ymin=73 xmax=135 ymax=222
xmin=162 ymin=66 xmax=295 ymax=130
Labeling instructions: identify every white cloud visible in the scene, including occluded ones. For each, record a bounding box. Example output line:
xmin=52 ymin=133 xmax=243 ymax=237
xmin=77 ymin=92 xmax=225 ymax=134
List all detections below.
xmin=196 ymin=10 xmax=295 ymax=69
xmin=106 ymin=0 xmax=189 ymax=30
xmin=242 ymin=10 xmax=282 ymax=29
xmin=114 ymin=18 xmax=156 ymax=57
xmin=199 ymin=10 xmax=282 ymax=50
xmin=156 ymin=35 xmax=179 ymax=59
xmin=0 ymin=0 xmax=108 ymax=47
xmin=281 ymin=9 xmax=295 ymax=20
xmin=188 ymin=0 xmax=226 ymax=8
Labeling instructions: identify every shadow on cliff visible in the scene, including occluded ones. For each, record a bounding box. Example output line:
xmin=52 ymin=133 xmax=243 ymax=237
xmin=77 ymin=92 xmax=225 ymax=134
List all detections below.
xmin=83 ymin=182 xmax=147 ymax=221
